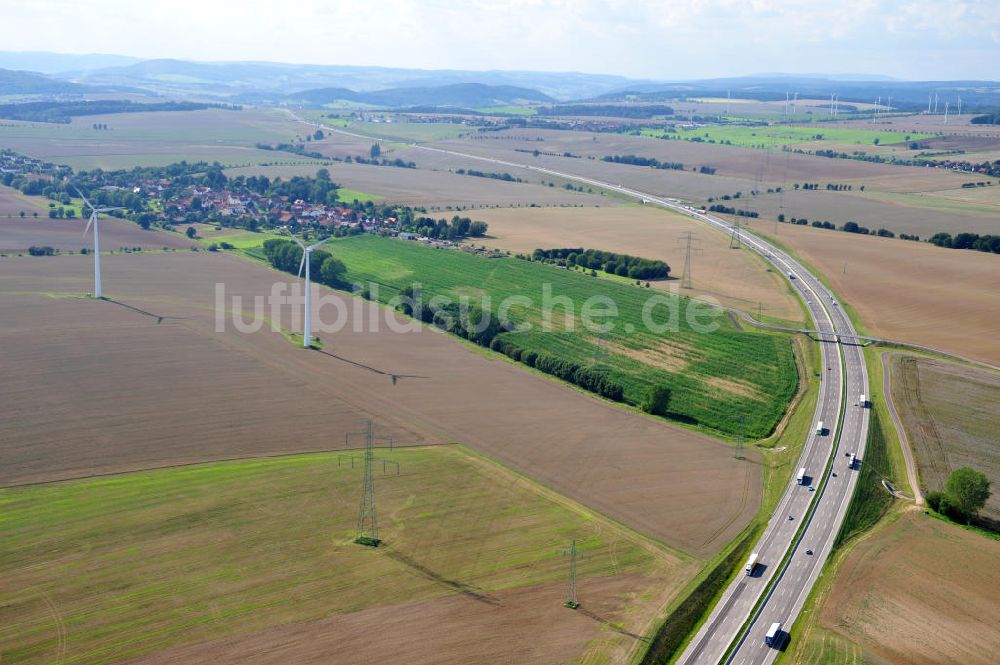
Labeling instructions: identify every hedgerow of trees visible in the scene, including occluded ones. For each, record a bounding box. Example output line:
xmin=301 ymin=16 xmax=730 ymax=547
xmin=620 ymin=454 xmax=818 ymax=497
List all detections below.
xmin=401 ymin=215 xmax=488 ymax=240
xmin=532 ymin=248 xmax=670 ymax=279
xmin=396 ymin=285 xmax=626 ymax=402
xmin=262 ymin=238 xmax=347 ymax=287
xmin=603 ymin=154 xmax=684 ymax=170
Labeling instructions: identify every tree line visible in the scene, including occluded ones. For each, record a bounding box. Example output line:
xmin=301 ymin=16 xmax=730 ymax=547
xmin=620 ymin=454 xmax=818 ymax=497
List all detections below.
xmin=262 ymin=239 xmax=347 ymax=286
xmin=708 ymin=204 xmax=758 ymax=218
xmin=455 ymin=168 xmax=522 ymax=182
xmin=532 ymin=247 xmax=670 ymax=279
xmin=928 ymin=231 xmax=1000 ymax=253
xmin=603 ymin=154 xmax=684 ymax=171
xmin=396 ymin=285 xmax=627 ymax=402
xmin=0 ymin=100 xmax=233 ymax=124
xmin=401 ymin=215 xmax=488 ymax=240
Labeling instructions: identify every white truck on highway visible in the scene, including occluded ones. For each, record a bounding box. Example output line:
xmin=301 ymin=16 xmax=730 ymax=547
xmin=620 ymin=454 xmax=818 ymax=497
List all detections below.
xmin=859 ymin=394 xmax=868 ymax=408
xmin=765 ymin=622 xmax=782 ymax=647
xmin=816 ymin=421 xmax=824 ymax=435
xmin=848 ymin=452 xmax=857 ymax=469
xmin=745 ymin=552 xmax=759 ymax=576
xmin=796 ymin=467 xmax=806 ymax=485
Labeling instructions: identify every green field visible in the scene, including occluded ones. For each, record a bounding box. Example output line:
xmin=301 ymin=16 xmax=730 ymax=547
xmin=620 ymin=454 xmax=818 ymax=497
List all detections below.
xmin=643 ymin=124 xmax=935 ymax=149
xmin=324 ymin=235 xmax=797 ymax=438
xmin=335 ymin=187 xmax=383 ymax=203
xmin=475 ymin=106 xmax=538 ymax=116
xmin=0 ymin=446 xmax=674 ymax=664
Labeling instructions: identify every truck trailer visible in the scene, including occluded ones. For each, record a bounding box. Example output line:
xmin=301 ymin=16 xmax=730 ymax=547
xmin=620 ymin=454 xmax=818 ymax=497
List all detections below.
xmin=796 ymin=468 xmax=806 ymax=485
xmin=745 ymin=552 xmax=759 ymax=576
xmin=765 ymin=622 xmax=782 ymax=647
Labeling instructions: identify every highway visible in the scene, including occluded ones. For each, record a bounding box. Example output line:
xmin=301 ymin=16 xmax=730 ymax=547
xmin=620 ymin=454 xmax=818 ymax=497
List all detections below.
xmin=290 ymin=113 xmax=872 ymax=662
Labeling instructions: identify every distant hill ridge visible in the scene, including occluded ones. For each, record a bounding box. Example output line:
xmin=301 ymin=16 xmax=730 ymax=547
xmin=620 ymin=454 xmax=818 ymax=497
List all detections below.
xmin=284 ymin=82 xmax=553 ymax=107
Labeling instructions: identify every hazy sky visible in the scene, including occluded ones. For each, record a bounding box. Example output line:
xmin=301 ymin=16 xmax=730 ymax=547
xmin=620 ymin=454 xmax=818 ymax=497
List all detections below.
xmin=6 ymin=0 xmax=999 ymax=80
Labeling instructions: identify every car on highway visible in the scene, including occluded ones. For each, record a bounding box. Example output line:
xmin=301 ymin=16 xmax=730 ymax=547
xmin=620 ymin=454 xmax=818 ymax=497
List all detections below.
xmin=808 ymin=485 xmax=815 ymax=491
xmin=805 ymin=548 xmax=813 ymax=555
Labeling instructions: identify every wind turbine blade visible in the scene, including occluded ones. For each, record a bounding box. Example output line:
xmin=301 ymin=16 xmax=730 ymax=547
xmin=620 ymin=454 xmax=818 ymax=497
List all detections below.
xmin=98 ymin=207 xmax=125 ymax=212
xmin=298 ymin=252 xmax=306 ymax=278
xmin=308 ymin=236 xmax=330 ymax=251
xmin=84 ymin=212 xmax=95 ymax=236
xmin=289 ymin=235 xmax=306 ymax=249
xmin=74 ymin=186 xmax=94 ymax=211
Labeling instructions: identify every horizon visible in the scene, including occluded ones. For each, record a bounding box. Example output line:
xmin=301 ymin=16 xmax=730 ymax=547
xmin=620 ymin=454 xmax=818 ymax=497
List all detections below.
xmin=1 ymin=49 xmax=993 ymax=85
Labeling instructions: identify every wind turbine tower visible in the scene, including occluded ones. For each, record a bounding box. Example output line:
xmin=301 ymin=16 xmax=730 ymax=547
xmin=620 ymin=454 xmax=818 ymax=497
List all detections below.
xmin=291 ymin=233 xmax=330 ymax=348
xmin=75 ymin=187 xmax=123 ymax=299
xmin=943 ymin=101 xmax=950 ymax=125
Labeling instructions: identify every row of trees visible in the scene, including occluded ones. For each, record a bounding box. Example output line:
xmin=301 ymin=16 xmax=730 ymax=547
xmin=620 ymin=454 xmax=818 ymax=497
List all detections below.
xmin=602 ymin=154 xmax=684 ymax=171
xmin=532 ymin=247 xmax=670 ymax=279
xmin=454 ymin=168 xmax=521 ymax=182
xmin=491 ymin=339 xmax=626 ymax=402
xmin=708 ymin=204 xmax=759 ymax=218
xmin=401 ymin=215 xmax=488 ymax=240
xmin=928 ymin=232 xmax=1000 ymax=253
xmin=395 ymin=285 xmax=626 ymax=402
xmin=261 ymin=239 xmax=347 ymax=286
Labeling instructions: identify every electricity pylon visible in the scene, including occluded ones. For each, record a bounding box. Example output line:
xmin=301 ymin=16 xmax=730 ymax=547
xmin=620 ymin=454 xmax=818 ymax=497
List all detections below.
xmin=563 ymin=540 xmax=582 ymax=609
xmin=677 ymin=232 xmax=701 ymax=289
xmin=346 ymin=420 xmax=396 ymax=547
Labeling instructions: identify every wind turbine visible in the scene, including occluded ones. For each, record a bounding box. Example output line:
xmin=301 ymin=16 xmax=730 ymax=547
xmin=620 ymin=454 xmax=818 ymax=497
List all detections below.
xmin=76 ymin=187 xmax=123 ymax=299
xmin=291 ymin=233 xmax=330 ymax=348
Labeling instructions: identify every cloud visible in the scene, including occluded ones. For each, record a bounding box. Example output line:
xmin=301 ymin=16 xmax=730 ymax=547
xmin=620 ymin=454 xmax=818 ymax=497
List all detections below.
xmin=1 ymin=0 xmax=998 ymax=79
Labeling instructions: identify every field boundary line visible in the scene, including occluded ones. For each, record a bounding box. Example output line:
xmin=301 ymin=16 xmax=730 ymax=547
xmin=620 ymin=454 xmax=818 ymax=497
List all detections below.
xmin=0 ymin=444 xmax=453 ymax=491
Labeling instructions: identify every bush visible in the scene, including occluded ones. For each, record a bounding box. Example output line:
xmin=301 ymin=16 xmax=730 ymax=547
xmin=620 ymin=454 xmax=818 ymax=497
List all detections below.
xmin=642 ymin=385 xmax=672 ymax=416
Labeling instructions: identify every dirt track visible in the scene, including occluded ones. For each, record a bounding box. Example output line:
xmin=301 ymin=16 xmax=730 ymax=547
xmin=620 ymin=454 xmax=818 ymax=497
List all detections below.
xmin=0 ymin=251 xmax=759 ymax=557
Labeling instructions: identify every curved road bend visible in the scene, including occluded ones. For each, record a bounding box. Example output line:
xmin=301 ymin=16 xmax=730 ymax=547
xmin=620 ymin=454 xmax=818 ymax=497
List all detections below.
xmin=290 ymin=114 xmax=872 ymax=663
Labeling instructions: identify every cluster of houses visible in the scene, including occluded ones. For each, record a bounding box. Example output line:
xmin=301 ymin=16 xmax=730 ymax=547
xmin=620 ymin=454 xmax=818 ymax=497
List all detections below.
xmin=122 ymin=180 xmax=400 ymax=231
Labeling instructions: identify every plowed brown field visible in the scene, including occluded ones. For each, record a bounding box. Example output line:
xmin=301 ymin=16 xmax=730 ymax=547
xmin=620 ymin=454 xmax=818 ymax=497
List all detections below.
xmin=127 ymin=576 xmax=647 ymax=665
xmin=0 ymin=216 xmax=194 ymax=253
xmin=818 ymin=511 xmax=1000 ymax=665
xmin=750 ymin=223 xmax=1000 ymax=366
